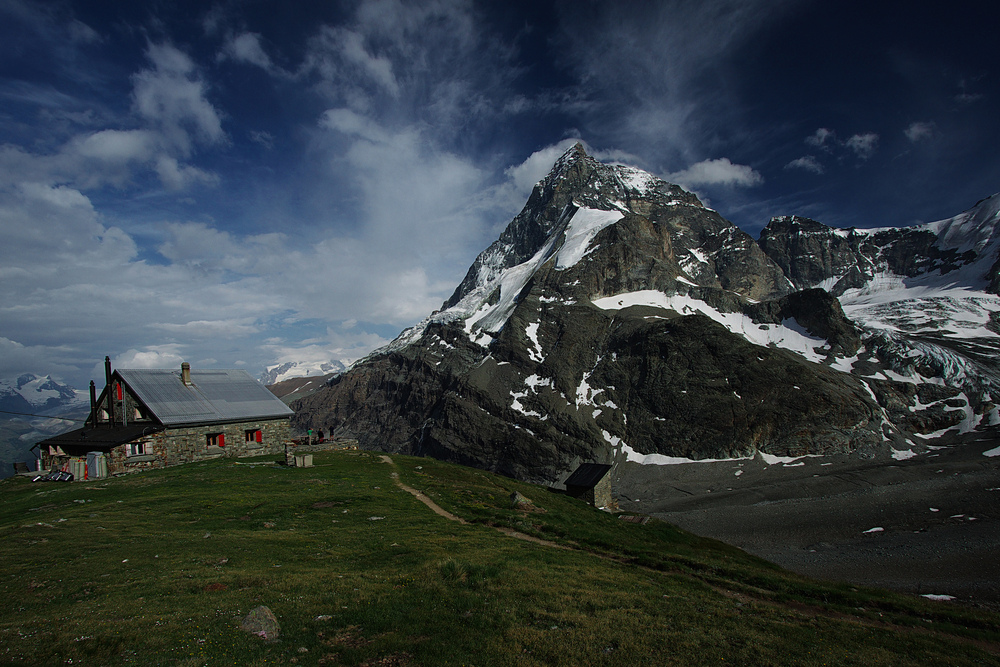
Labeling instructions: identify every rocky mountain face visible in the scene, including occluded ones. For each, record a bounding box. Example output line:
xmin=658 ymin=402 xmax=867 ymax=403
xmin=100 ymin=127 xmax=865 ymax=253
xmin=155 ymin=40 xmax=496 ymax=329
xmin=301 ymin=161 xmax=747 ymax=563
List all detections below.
xmin=292 ymin=145 xmax=1000 ymax=484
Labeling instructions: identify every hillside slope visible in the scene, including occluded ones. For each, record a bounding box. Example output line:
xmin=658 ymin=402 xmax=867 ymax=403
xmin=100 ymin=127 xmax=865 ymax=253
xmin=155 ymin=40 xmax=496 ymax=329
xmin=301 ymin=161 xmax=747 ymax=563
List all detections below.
xmin=1 ymin=451 xmax=997 ymax=665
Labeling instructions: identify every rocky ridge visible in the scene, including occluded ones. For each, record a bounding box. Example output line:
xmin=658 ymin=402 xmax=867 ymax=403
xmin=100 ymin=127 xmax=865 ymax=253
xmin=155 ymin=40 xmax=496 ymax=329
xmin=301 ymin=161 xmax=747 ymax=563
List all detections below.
xmin=292 ymin=145 xmax=1000 ymax=483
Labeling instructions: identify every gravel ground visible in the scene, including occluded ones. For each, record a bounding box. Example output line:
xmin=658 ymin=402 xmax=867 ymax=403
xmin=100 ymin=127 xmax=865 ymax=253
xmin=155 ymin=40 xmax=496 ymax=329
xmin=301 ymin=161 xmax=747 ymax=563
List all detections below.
xmin=614 ymin=430 xmax=1000 ymax=608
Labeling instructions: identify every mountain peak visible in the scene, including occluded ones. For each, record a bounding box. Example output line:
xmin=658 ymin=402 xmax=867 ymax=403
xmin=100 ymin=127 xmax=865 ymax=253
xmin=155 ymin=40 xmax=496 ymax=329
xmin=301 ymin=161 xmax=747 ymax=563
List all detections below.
xmin=294 ymin=143 xmax=1000 ymax=485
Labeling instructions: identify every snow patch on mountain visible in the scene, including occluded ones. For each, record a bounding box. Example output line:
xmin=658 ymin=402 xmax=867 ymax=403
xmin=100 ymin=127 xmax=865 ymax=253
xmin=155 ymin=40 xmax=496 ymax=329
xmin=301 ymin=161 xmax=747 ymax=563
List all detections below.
xmin=593 ymin=290 xmax=830 ymax=364
xmin=555 ymin=206 xmax=625 ymax=269
xmin=525 ymin=322 xmax=544 ymax=362
xmin=456 ymin=204 xmax=627 ymax=336
xmin=620 ymin=439 xmax=752 ymax=466
xmin=614 ymin=165 xmax=658 ymax=194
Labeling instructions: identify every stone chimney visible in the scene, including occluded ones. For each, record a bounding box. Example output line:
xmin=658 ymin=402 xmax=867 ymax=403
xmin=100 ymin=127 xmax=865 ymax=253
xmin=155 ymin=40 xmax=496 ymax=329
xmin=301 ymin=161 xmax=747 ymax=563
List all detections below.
xmin=104 ymin=356 xmax=115 ymax=426
xmin=181 ymin=362 xmax=191 ymax=386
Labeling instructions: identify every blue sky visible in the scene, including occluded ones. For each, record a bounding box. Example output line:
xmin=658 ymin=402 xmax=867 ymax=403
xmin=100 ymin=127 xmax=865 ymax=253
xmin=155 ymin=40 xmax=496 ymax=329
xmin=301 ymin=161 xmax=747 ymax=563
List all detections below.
xmin=2 ymin=0 xmax=998 ymax=388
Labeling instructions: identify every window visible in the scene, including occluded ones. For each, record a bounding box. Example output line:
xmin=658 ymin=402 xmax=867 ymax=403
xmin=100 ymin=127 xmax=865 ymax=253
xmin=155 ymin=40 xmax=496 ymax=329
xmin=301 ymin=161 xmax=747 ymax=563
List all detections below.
xmin=245 ymin=429 xmax=262 ymax=443
xmin=128 ymin=442 xmax=146 ymax=457
xmin=207 ymin=433 xmax=225 ymax=448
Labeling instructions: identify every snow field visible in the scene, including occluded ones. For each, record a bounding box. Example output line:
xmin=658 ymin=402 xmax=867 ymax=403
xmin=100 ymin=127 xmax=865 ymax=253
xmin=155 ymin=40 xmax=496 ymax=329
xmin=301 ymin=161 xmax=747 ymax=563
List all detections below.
xmin=555 ymin=205 xmax=624 ymax=269
xmin=592 ymin=290 xmax=830 ymax=363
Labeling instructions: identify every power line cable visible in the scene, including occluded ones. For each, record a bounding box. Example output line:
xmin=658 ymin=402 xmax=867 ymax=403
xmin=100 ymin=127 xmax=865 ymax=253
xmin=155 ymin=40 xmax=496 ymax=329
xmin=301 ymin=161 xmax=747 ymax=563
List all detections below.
xmin=0 ymin=409 xmax=87 ymax=422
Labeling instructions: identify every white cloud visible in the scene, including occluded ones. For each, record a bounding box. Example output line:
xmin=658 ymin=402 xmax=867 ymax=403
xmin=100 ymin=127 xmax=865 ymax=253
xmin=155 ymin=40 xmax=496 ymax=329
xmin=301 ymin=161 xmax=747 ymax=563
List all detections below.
xmin=845 ymin=132 xmax=879 ymax=160
xmin=805 ymin=127 xmax=836 ymax=149
xmin=249 ymin=130 xmax=274 ymax=149
xmin=154 ymin=156 xmax=220 ymax=190
xmin=784 ymin=155 xmax=825 ymax=174
xmin=260 ymin=326 xmax=389 ymax=371
xmin=153 ymin=320 xmax=261 ymax=338
xmin=110 ymin=347 xmax=186 ymax=370
xmin=798 ymin=127 xmax=878 ymax=166
xmin=503 ymin=139 xmax=583 ymax=195
xmin=0 ymin=337 xmax=81 ymax=379
xmin=666 ymin=157 xmax=763 ymax=188
xmin=955 ymin=92 xmax=983 ymax=105
xmin=132 ymin=43 xmax=226 ymax=153
xmin=73 ymin=129 xmax=158 ymax=163
xmin=311 ymin=101 xmax=504 ymax=323
xmin=318 ymin=108 xmax=391 ymax=143
xmin=550 ymin=1 xmax=801 ymax=162
xmin=0 ymin=43 xmax=224 ymax=193
xmin=0 ymin=182 xmax=299 ymax=384
xmin=219 ymin=32 xmax=273 ymax=70
xmin=298 ymin=0 xmax=516 ymax=134
xmin=0 ymin=183 xmax=135 ymax=276
xmin=904 ymin=121 xmax=935 ymax=143
xmin=337 ymin=28 xmax=400 ymax=97
xmin=68 ymin=19 xmax=101 ymax=44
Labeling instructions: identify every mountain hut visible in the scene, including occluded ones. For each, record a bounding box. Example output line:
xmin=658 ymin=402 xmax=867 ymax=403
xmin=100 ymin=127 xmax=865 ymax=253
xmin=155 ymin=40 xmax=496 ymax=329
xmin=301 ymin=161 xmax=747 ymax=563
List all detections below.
xmin=36 ymin=358 xmax=293 ymax=478
xmin=563 ymin=462 xmax=613 ymax=508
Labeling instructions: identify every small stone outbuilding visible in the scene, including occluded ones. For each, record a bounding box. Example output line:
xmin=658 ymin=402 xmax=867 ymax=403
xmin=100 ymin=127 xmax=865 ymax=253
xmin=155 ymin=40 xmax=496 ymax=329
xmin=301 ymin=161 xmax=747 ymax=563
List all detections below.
xmin=38 ymin=359 xmax=293 ymax=478
xmin=563 ymin=463 xmax=613 ymax=508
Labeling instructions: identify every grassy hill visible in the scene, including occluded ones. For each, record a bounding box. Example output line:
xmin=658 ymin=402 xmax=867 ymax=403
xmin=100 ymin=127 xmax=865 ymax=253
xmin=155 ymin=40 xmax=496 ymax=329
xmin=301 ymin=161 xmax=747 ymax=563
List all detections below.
xmin=1 ymin=451 xmax=997 ymax=666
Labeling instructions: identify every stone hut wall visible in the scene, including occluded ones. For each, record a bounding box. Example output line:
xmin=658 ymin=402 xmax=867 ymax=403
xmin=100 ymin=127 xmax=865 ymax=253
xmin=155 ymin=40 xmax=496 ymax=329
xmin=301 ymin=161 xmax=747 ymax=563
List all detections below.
xmin=592 ymin=475 xmax=612 ymax=508
xmin=566 ymin=474 xmax=613 ymax=508
xmin=103 ymin=418 xmax=291 ymax=476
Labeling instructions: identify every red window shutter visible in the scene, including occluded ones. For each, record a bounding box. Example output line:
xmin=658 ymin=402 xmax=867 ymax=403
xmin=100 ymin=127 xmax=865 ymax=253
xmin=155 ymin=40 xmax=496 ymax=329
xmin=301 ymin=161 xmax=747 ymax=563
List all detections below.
xmin=219 ymin=433 xmax=225 ymax=447
xmin=256 ymin=430 xmax=262 ymax=443
xmin=116 ymin=383 xmax=123 ymax=400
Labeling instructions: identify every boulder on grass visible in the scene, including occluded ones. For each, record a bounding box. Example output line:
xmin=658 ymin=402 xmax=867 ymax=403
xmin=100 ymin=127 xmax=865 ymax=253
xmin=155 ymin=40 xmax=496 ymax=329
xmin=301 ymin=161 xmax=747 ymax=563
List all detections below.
xmin=241 ymin=605 xmax=280 ymax=641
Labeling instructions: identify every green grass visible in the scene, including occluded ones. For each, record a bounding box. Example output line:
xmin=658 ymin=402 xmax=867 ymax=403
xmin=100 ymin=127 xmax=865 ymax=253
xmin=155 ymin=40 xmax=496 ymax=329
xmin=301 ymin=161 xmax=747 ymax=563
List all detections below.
xmin=0 ymin=451 xmax=996 ymax=666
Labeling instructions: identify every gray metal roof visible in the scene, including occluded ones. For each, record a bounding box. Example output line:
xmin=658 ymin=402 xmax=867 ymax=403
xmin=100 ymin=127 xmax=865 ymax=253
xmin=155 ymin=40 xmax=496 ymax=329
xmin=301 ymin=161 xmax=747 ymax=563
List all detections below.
xmin=117 ymin=368 xmax=293 ymax=426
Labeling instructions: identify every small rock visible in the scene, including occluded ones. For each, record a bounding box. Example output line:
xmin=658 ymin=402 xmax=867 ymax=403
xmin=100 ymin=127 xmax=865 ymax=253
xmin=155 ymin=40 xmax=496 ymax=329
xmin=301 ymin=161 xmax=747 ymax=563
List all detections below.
xmin=241 ymin=605 xmax=280 ymax=641
xmin=510 ymin=491 xmax=532 ymax=509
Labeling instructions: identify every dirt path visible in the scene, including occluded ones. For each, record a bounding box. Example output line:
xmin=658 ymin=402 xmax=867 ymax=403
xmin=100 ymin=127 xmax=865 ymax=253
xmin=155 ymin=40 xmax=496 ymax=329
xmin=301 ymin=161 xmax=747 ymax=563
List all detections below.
xmin=380 ymin=454 xmax=566 ymax=548
xmin=380 ymin=454 xmax=466 ymax=523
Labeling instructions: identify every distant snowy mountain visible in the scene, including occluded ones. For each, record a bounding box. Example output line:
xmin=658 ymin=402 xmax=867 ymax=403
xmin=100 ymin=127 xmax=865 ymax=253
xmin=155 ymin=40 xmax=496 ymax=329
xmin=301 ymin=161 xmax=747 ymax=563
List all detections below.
xmin=0 ymin=374 xmax=88 ymax=478
xmin=260 ymin=360 xmax=347 ymax=386
xmin=0 ymin=374 xmax=86 ymax=415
